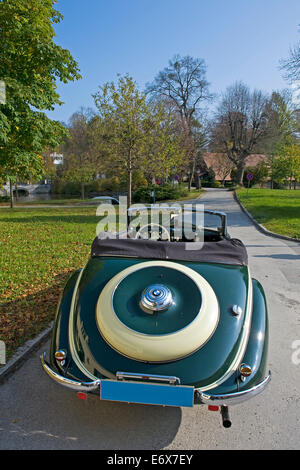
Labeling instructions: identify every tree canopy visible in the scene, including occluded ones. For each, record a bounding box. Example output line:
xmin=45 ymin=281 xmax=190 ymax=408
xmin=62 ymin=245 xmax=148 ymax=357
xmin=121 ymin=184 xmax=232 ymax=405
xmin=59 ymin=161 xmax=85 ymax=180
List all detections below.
xmin=92 ymin=74 xmax=181 ymax=205
xmin=0 ymin=0 xmax=81 ymax=205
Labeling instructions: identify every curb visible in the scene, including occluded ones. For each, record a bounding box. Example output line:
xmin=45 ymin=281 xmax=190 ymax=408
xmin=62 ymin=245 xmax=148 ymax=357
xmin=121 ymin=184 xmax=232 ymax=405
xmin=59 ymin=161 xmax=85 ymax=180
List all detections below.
xmin=234 ymin=191 xmax=300 ymax=244
xmin=0 ymin=322 xmax=53 ymax=384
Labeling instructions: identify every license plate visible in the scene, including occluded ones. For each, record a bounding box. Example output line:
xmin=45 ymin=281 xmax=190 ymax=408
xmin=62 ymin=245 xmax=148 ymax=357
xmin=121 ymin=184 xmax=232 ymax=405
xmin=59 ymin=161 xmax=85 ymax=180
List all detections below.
xmin=100 ymin=379 xmax=194 ymax=407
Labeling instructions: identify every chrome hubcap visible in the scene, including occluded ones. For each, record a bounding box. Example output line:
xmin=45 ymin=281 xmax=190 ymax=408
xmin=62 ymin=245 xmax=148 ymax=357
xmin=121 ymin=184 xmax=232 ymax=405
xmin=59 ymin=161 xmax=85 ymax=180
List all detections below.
xmin=140 ymin=284 xmax=173 ymax=314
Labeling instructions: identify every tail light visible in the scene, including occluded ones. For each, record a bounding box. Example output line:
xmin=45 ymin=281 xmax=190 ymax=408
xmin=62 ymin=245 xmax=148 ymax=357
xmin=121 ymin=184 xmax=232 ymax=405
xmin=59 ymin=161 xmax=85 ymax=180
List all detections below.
xmin=54 ymin=350 xmax=66 ymax=366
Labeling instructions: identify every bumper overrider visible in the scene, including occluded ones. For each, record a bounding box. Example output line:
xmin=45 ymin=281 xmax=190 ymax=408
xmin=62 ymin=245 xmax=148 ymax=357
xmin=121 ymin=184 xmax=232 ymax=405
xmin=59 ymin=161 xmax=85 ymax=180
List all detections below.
xmin=40 ymin=352 xmax=271 ymax=406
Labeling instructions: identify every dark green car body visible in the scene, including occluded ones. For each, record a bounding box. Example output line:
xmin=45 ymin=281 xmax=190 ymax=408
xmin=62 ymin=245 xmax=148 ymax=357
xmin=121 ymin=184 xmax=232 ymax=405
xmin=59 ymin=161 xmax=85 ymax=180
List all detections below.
xmin=49 ymin=257 xmax=269 ymax=393
xmin=41 ymin=209 xmax=270 ymax=426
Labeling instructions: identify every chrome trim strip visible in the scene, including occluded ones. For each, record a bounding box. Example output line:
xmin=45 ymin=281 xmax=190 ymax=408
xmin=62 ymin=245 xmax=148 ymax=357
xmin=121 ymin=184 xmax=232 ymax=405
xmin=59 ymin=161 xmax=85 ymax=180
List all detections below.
xmin=116 ymin=371 xmax=181 ymax=385
xmin=196 ymin=372 xmax=271 ymax=405
xmin=40 ymin=353 xmax=101 ymax=392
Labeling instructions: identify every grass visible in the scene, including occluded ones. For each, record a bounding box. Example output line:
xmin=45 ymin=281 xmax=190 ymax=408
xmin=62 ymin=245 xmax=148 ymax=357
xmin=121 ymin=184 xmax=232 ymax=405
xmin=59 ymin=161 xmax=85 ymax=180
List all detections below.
xmin=0 ymin=206 xmax=102 ymax=362
xmin=0 ymin=189 xmax=205 ymax=363
xmin=236 ymin=188 xmax=300 ymax=240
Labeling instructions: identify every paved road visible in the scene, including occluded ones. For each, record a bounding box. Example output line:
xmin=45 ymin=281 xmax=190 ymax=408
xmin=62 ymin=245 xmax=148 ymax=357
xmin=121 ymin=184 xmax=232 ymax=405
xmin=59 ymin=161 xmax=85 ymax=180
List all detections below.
xmin=1 ymin=189 xmax=299 ymax=450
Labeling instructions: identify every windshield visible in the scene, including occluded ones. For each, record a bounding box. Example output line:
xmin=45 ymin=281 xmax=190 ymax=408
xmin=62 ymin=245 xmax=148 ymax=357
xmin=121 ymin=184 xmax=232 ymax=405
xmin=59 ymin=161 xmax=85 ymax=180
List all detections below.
xmin=95 ymin=201 xmax=227 ymax=242
xmin=127 ymin=205 xmax=227 ymax=241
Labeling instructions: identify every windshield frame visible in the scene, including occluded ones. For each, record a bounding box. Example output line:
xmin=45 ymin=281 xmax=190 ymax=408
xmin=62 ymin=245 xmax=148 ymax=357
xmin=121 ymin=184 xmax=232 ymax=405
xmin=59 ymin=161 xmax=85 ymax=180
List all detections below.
xmin=126 ymin=206 xmax=228 ymax=238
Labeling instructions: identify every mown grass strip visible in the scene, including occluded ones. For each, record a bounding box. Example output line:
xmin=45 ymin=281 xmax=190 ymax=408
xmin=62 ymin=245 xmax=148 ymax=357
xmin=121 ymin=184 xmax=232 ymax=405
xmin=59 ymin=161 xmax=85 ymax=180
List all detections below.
xmin=0 ymin=207 xmax=103 ymax=361
xmin=0 ymin=193 xmax=204 ymax=361
xmin=236 ymin=188 xmax=300 ymax=240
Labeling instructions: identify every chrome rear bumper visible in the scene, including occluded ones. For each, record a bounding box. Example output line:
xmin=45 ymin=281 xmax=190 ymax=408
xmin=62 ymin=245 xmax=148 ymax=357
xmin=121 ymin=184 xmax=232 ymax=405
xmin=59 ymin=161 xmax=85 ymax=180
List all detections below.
xmin=40 ymin=353 xmax=100 ymax=392
xmin=41 ymin=352 xmax=271 ymax=405
xmin=196 ymin=372 xmax=271 ymax=405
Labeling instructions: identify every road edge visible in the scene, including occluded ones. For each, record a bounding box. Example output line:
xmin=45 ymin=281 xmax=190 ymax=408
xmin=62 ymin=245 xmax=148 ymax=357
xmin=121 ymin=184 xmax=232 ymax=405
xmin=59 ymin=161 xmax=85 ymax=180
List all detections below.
xmin=0 ymin=323 xmax=53 ymax=384
xmin=233 ymin=190 xmax=300 ymax=244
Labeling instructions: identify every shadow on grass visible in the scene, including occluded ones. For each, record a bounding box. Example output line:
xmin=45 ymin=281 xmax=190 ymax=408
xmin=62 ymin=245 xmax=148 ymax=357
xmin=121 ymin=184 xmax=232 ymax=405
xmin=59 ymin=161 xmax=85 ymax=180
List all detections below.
xmin=0 ymin=214 xmax=124 ymax=226
xmin=0 ymin=215 xmax=101 ymax=224
xmin=0 ymin=270 xmax=74 ymax=362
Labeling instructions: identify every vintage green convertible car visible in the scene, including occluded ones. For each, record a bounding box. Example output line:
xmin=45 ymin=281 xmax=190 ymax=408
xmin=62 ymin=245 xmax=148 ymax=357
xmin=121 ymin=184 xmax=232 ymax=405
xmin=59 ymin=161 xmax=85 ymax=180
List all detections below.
xmin=41 ymin=206 xmax=271 ymax=428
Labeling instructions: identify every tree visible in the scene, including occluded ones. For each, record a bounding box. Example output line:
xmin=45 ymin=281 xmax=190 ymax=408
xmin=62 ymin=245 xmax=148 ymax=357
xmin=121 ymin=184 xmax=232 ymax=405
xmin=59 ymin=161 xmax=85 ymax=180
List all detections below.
xmin=93 ymin=75 xmax=152 ymax=207
xmin=146 ymin=55 xmax=212 ymax=189
xmin=210 ymin=153 xmax=235 ymax=186
xmin=280 ymin=23 xmax=300 ymax=89
xmin=262 ymin=90 xmax=298 ymax=154
xmin=210 ymin=82 xmax=269 ymax=184
xmin=0 ymin=0 xmax=81 ymax=207
xmin=61 ymin=108 xmax=97 ymax=199
xmin=273 ymin=144 xmax=300 ymax=189
xmin=142 ymin=101 xmax=182 ymax=185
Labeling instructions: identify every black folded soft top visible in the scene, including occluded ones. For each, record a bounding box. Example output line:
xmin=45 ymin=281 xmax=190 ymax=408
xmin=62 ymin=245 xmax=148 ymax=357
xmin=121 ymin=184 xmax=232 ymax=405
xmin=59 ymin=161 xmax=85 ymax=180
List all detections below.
xmin=91 ymin=237 xmax=248 ymax=266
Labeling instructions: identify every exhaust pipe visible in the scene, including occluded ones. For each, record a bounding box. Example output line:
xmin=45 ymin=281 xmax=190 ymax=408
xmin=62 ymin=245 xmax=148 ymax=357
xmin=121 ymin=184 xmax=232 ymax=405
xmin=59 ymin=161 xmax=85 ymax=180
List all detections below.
xmin=220 ymin=405 xmax=232 ymax=428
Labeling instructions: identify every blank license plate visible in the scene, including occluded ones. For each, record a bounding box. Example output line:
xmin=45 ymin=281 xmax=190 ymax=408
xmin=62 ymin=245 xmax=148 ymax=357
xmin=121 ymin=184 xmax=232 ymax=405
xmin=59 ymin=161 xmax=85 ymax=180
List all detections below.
xmin=100 ymin=380 xmax=194 ymax=407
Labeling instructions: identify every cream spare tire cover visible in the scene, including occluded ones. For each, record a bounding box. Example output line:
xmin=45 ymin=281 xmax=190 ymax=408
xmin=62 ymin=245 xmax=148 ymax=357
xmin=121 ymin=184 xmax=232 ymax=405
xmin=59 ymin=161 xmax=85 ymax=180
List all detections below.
xmin=96 ymin=261 xmax=219 ymax=362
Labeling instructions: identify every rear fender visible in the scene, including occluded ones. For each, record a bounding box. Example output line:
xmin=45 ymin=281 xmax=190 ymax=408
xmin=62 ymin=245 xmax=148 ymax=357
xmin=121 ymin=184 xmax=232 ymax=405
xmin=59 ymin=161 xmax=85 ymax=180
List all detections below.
xmin=49 ymin=269 xmax=89 ymax=382
xmin=199 ymin=277 xmax=269 ymax=399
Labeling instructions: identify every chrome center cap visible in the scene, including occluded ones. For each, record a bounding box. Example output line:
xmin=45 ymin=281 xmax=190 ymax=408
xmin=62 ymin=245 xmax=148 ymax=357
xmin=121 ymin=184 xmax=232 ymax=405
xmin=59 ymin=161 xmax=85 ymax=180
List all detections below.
xmin=140 ymin=284 xmax=173 ymax=314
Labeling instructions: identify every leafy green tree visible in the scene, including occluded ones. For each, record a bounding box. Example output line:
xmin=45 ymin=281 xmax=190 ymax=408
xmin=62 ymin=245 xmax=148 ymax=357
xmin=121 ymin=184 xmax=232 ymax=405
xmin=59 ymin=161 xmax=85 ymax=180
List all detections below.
xmin=0 ymin=0 xmax=81 ymax=206
xmin=93 ymin=75 xmax=153 ymax=207
xmin=273 ymin=144 xmax=300 ymax=189
xmin=61 ymin=109 xmax=98 ymax=199
xmin=263 ymin=91 xmax=298 ymax=154
xmin=142 ymin=102 xmax=182 ymax=184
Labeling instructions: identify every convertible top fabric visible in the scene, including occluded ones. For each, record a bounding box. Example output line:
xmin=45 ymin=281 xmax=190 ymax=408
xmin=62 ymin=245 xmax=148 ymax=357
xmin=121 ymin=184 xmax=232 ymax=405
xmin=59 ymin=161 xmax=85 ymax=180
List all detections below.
xmin=91 ymin=236 xmax=248 ymax=266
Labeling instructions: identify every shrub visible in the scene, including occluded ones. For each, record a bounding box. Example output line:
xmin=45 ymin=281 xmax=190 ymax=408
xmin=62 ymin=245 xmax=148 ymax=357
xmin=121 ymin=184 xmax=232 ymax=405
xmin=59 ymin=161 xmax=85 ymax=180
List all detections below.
xmin=243 ymin=163 xmax=269 ymax=187
xmin=132 ymin=184 xmax=188 ymax=203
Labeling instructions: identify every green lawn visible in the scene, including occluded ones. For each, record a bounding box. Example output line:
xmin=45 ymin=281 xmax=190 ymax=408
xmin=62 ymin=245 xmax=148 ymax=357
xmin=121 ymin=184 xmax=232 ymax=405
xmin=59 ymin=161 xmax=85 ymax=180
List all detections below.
xmin=0 ymin=190 xmax=204 ymax=362
xmin=0 ymin=206 xmax=102 ymax=361
xmin=236 ymin=188 xmax=300 ymax=239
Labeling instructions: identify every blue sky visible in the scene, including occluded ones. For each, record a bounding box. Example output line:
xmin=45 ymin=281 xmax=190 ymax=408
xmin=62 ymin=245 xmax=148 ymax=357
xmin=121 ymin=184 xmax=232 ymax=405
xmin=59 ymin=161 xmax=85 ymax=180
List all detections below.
xmin=47 ymin=0 xmax=300 ymax=124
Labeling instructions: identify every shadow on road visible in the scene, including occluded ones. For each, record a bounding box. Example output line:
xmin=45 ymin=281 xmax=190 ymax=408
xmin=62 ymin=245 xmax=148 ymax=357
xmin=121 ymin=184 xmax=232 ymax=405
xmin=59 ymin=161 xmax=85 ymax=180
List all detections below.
xmin=254 ymin=254 xmax=300 ymax=261
xmin=1 ymin=351 xmax=185 ymax=450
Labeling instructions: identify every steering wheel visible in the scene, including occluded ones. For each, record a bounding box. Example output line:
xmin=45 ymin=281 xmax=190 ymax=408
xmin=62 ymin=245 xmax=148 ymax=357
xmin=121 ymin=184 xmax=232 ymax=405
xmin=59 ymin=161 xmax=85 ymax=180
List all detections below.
xmin=134 ymin=223 xmax=170 ymax=241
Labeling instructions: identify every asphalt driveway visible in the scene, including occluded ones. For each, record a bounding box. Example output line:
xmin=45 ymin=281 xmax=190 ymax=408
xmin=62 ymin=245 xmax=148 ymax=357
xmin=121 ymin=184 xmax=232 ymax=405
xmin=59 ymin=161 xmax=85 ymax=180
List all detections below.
xmin=0 ymin=188 xmax=299 ymax=450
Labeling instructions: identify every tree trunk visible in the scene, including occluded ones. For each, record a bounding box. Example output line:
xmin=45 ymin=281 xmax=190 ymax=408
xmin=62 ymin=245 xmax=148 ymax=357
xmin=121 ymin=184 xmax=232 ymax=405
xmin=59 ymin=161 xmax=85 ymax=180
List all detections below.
xmin=81 ymin=181 xmax=85 ymax=200
xmin=235 ymin=160 xmax=245 ymax=185
xmin=188 ymin=154 xmax=196 ymax=191
xmin=127 ymin=150 xmax=132 ymax=208
xmin=127 ymin=169 xmax=132 ymax=208
xmin=9 ymin=179 xmax=14 ymax=209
